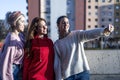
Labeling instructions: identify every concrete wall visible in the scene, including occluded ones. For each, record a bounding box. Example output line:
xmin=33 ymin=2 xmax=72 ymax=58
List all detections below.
xmin=85 ymin=50 xmax=120 ymax=80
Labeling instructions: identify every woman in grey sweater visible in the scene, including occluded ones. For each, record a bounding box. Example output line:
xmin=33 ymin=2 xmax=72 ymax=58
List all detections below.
xmin=54 ymin=16 xmax=114 ymax=80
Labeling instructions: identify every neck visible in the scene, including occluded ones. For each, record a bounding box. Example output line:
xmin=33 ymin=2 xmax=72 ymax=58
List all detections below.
xmin=59 ymin=31 xmax=70 ymax=39
xmin=12 ymin=30 xmax=19 ymax=36
xmin=38 ymin=35 xmax=44 ymax=39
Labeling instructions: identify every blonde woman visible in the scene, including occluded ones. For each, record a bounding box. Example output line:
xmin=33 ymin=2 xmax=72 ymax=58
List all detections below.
xmin=0 ymin=11 xmax=25 ymax=80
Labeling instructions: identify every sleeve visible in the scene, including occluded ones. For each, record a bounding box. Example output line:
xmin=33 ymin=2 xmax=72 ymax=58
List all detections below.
xmin=1 ymin=45 xmax=16 ymax=80
xmin=23 ymin=51 xmax=31 ymax=80
xmin=0 ymin=34 xmax=24 ymax=80
xmin=75 ymin=28 xmax=104 ymax=42
xmin=54 ymin=44 xmax=63 ymax=80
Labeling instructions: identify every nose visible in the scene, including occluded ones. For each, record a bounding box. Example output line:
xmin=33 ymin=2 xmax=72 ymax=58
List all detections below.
xmin=64 ymin=22 xmax=68 ymax=26
xmin=64 ymin=24 xmax=66 ymax=26
xmin=44 ymin=26 xmax=47 ymax=29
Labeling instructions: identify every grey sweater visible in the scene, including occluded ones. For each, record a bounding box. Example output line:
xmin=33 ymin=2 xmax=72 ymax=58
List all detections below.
xmin=54 ymin=28 xmax=105 ymax=80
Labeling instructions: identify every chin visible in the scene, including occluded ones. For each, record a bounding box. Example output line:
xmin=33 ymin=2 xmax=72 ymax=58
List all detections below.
xmin=19 ymin=30 xmax=24 ymax=32
xmin=43 ymin=31 xmax=47 ymax=34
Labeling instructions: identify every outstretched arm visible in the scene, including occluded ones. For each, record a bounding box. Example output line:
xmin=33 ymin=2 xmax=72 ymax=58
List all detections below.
xmin=75 ymin=24 xmax=114 ymax=42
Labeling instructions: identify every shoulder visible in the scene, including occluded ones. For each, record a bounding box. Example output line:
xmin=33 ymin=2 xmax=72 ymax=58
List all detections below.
xmin=54 ymin=39 xmax=60 ymax=46
xmin=47 ymin=38 xmax=53 ymax=42
xmin=8 ymin=33 xmax=22 ymax=46
xmin=71 ymin=30 xmax=83 ymax=33
xmin=70 ymin=30 xmax=83 ymax=35
xmin=45 ymin=37 xmax=54 ymax=46
xmin=45 ymin=37 xmax=53 ymax=42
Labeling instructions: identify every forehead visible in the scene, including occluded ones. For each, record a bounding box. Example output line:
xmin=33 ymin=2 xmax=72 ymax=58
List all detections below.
xmin=60 ymin=17 xmax=69 ymax=22
xmin=38 ymin=20 xmax=46 ymax=25
xmin=18 ymin=15 xmax=25 ymax=21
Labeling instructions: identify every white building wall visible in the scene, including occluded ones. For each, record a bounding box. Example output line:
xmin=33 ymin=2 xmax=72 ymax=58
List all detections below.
xmin=41 ymin=0 xmax=46 ymax=18
xmin=50 ymin=0 xmax=67 ymax=42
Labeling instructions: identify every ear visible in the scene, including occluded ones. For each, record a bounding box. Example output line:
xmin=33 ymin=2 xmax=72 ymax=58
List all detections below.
xmin=16 ymin=20 xmax=21 ymax=27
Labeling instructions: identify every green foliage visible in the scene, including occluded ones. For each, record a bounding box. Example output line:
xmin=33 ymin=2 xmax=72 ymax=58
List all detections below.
xmin=0 ymin=25 xmax=7 ymax=42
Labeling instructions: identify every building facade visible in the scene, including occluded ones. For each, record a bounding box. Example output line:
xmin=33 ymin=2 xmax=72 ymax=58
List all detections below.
xmin=27 ymin=0 xmax=120 ymax=47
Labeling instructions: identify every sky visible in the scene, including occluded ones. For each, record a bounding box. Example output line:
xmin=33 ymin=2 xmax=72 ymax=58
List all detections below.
xmin=0 ymin=0 xmax=27 ymax=19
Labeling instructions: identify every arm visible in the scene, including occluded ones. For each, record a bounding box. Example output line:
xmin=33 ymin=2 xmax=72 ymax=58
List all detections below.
xmin=76 ymin=24 xmax=114 ymax=42
xmin=0 ymin=33 xmax=24 ymax=80
xmin=23 ymin=51 xmax=31 ymax=80
xmin=1 ymin=45 xmax=16 ymax=80
xmin=54 ymin=45 xmax=63 ymax=80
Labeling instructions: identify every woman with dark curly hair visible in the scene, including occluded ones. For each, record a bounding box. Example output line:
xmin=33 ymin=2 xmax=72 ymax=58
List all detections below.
xmin=54 ymin=15 xmax=114 ymax=80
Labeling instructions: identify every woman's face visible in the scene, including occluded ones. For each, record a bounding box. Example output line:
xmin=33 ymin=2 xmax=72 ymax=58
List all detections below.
xmin=16 ymin=15 xmax=25 ymax=32
xmin=36 ymin=20 xmax=48 ymax=35
xmin=58 ymin=17 xmax=70 ymax=33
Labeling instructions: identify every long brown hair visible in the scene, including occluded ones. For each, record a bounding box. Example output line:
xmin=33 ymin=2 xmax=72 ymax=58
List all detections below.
xmin=25 ymin=17 xmax=47 ymax=55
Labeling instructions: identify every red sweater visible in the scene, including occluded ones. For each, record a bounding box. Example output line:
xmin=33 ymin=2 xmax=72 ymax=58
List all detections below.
xmin=23 ymin=37 xmax=55 ymax=80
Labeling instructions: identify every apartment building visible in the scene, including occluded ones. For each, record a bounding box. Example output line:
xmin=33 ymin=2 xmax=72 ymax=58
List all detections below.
xmin=26 ymin=0 xmax=51 ymax=37
xmin=114 ymin=0 xmax=120 ymax=38
xmin=27 ymin=0 xmax=120 ymax=46
xmin=86 ymin=0 xmax=114 ymax=34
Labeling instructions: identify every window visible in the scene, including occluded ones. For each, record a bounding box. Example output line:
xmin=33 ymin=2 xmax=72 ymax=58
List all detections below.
xmin=95 ymin=6 xmax=98 ymax=9
xmin=88 ymin=0 xmax=91 ymax=2
xmin=115 ymin=18 xmax=119 ymax=22
xmin=116 ymin=12 xmax=119 ymax=16
xmin=95 ymin=18 xmax=98 ymax=22
xmin=67 ymin=10 xmax=71 ymax=14
xmin=108 ymin=12 xmax=112 ymax=16
xmin=108 ymin=5 xmax=112 ymax=9
xmin=46 ymin=8 xmax=50 ymax=13
xmin=108 ymin=18 xmax=112 ymax=22
xmin=88 ymin=25 xmax=91 ymax=28
xmin=46 ymin=1 xmax=50 ymax=5
xmin=116 ymin=6 xmax=120 ymax=9
xmin=47 ymin=15 xmax=50 ymax=19
xmin=88 ymin=6 xmax=91 ymax=9
xmin=116 ymin=0 xmax=119 ymax=2
xmin=108 ymin=0 xmax=112 ymax=2
xmin=95 ymin=25 xmax=98 ymax=28
xmin=67 ymin=0 xmax=71 ymax=5
xmin=101 ymin=12 xmax=105 ymax=16
xmin=102 ymin=25 xmax=105 ymax=28
xmin=88 ymin=12 xmax=91 ymax=15
xmin=101 ymin=18 xmax=105 ymax=22
xmin=102 ymin=0 xmax=105 ymax=2
xmin=47 ymin=21 xmax=50 ymax=25
xmin=95 ymin=0 xmax=98 ymax=2
xmin=88 ymin=18 xmax=91 ymax=21
xmin=95 ymin=12 xmax=98 ymax=15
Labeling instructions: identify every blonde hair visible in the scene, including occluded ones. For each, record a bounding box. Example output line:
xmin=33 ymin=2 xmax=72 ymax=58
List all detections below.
xmin=4 ymin=11 xmax=24 ymax=30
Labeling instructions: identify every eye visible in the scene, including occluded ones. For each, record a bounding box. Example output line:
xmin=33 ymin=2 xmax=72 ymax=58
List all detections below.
xmin=62 ymin=22 xmax=65 ymax=24
xmin=21 ymin=20 xmax=25 ymax=23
